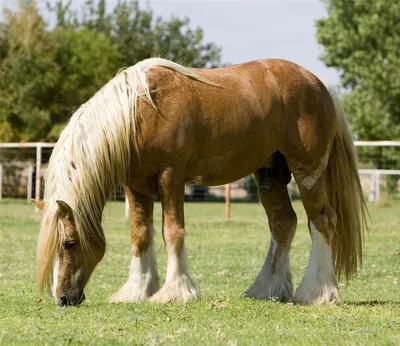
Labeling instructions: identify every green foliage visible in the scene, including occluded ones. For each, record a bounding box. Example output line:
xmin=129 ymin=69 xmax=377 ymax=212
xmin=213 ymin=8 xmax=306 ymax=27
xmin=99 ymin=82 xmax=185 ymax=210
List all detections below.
xmin=55 ymin=0 xmax=222 ymax=68
xmin=316 ymin=0 xmax=400 ymax=140
xmin=0 ymin=0 xmax=222 ymax=142
xmin=51 ymin=27 xmax=119 ymax=120
xmin=1 ymin=0 xmax=58 ymax=141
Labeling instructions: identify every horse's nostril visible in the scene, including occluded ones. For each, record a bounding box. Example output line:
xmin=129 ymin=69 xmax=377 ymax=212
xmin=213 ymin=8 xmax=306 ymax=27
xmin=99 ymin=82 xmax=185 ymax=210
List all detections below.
xmin=59 ymin=296 xmax=68 ymax=307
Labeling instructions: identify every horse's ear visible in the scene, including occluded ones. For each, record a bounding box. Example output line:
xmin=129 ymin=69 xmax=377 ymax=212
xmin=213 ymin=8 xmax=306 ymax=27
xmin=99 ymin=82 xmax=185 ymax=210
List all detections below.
xmin=31 ymin=199 xmax=45 ymax=210
xmin=56 ymin=200 xmax=73 ymax=219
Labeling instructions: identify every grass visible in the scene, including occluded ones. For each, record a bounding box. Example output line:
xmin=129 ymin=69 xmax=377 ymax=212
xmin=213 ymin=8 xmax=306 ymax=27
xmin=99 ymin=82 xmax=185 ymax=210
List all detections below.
xmin=0 ymin=198 xmax=399 ymax=345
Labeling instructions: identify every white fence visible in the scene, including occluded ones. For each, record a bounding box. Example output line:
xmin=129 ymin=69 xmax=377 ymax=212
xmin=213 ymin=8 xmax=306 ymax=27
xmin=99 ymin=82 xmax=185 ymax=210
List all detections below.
xmin=0 ymin=142 xmax=55 ymax=211
xmin=354 ymin=141 xmax=400 ymax=203
xmin=1 ymin=141 xmax=399 ymax=217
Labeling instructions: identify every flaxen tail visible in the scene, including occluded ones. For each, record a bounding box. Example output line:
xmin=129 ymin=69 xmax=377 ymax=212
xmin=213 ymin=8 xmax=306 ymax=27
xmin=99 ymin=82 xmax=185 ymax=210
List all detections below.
xmin=326 ymin=87 xmax=368 ymax=280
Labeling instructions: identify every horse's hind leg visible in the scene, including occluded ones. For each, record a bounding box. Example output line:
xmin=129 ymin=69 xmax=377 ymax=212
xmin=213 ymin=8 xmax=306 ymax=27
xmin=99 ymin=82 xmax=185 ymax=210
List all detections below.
xmin=244 ymin=157 xmax=297 ymax=301
xmin=289 ymin=162 xmax=340 ymax=305
xmin=150 ymin=167 xmax=199 ymax=303
xmin=110 ymin=185 xmax=159 ymax=303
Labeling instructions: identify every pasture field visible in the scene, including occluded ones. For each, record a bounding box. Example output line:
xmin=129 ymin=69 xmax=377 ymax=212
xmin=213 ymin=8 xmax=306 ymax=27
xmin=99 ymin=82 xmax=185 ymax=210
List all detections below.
xmin=0 ymin=198 xmax=399 ymax=345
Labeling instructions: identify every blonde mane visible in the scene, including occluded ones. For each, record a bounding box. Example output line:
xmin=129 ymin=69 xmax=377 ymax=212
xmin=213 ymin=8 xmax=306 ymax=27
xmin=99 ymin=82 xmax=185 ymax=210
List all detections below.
xmin=36 ymin=58 xmax=216 ymax=291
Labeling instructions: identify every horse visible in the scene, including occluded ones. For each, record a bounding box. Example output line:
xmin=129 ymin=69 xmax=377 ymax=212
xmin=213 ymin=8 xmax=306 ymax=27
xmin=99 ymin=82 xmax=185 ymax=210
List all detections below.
xmin=33 ymin=58 xmax=367 ymax=307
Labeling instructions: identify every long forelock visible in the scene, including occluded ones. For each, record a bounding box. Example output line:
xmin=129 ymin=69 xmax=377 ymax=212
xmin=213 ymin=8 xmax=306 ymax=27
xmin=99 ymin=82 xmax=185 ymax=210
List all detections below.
xmin=36 ymin=205 xmax=60 ymax=292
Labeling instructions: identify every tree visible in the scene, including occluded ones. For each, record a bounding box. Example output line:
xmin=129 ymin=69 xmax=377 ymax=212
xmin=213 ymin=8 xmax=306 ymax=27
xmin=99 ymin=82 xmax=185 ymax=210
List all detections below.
xmin=50 ymin=0 xmax=222 ymax=68
xmin=316 ymin=0 xmax=400 ymax=140
xmin=0 ymin=1 xmax=118 ymax=141
xmin=316 ymin=0 xmax=400 ymax=194
xmin=1 ymin=0 xmax=222 ymax=142
xmin=151 ymin=16 xmax=221 ymax=68
xmin=48 ymin=27 xmax=119 ymax=140
xmin=0 ymin=0 xmax=59 ymax=141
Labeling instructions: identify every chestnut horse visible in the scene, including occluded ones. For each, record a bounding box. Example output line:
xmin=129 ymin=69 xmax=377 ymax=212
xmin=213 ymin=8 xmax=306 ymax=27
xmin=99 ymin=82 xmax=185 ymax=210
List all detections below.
xmin=34 ymin=58 xmax=367 ymax=306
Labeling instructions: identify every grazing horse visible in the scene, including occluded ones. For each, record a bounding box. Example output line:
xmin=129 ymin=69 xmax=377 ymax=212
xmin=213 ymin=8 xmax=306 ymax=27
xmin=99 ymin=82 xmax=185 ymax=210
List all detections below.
xmin=33 ymin=58 xmax=367 ymax=306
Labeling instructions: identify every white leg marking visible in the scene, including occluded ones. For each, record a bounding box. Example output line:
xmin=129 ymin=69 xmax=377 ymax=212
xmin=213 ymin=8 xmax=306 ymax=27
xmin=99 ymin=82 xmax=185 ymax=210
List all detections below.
xmin=150 ymin=245 xmax=199 ymax=303
xmin=52 ymin=256 xmax=60 ymax=300
xmin=302 ymin=144 xmax=330 ymax=189
xmin=110 ymin=243 xmax=159 ymax=303
xmin=244 ymin=240 xmax=293 ymax=301
xmin=293 ymin=222 xmax=340 ymax=304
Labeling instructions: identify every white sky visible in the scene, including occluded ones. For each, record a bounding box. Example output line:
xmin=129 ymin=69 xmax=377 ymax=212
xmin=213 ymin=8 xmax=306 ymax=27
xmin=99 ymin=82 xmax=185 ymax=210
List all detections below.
xmin=3 ymin=0 xmax=341 ymax=84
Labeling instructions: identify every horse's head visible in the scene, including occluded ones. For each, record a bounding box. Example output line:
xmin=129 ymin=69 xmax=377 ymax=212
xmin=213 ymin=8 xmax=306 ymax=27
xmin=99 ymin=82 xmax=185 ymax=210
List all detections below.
xmin=34 ymin=199 xmax=105 ymax=307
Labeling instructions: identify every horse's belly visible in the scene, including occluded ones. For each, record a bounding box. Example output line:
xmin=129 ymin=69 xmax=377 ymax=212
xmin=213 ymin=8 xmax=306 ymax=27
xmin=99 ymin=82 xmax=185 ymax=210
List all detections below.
xmin=185 ymin=144 xmax=272 ymax=186
xmin=184 ymin=115 xmax=281 ymax=185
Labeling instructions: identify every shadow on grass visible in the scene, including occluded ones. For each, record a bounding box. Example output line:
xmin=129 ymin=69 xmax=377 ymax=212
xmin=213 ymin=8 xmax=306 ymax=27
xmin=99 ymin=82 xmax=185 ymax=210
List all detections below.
xmin=345 ymin=300 xmax=400 ymax=306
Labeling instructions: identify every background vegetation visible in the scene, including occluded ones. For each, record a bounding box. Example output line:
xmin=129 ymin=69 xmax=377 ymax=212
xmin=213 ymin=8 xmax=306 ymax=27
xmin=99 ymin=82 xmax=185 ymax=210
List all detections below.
xmin=317 ymin=0 xmax=400 ymax=188
xmin=316 ymin=0 xmax=400 ymax=142
xmin=0 ymin=0 xmax=222 ymax=142
xmin=1 ymin=0 xmax=399 ymax=146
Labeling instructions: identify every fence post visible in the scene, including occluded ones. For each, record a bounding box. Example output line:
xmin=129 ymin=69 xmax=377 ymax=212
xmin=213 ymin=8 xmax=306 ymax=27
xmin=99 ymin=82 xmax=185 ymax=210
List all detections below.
xmin=27 ymin=165 xmax=33 ymax=201
xmin=374 ymin=172 xmax=380 ymax=202
xmin=0 ymin=164 xmax=2 ymax=200
xmin=225 ymin=183 xmax=231 ymax=219
xmin=35 ymin=145 xmax=42 ymax=212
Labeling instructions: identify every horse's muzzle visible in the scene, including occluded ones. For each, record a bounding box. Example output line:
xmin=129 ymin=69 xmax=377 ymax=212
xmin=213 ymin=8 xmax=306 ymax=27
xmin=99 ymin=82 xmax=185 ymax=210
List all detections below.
xmin=58 ymin=293 xmax=85 ymax=307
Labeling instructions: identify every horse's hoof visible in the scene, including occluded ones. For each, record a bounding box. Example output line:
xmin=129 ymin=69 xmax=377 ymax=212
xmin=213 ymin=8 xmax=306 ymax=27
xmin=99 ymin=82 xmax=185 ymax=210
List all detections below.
xmin=149 ymin=275 xmax=199 ymax=303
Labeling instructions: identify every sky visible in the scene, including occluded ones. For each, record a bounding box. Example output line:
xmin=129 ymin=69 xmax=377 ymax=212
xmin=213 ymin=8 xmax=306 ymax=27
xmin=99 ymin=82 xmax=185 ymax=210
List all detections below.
xmin=3 ymin=0 xmax=341 ymax=84
xmin=142 ymin=0 xmax=340 ymax=84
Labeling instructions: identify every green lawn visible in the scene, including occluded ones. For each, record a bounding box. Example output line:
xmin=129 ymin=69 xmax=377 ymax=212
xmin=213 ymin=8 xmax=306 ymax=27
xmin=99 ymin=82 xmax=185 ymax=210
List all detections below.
xmin=0 ymin=198 xmax=399 ymax=345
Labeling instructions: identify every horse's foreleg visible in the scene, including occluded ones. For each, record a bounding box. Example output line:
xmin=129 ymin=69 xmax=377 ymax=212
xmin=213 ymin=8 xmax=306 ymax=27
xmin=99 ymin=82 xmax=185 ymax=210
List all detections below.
xmin=110 ymin=186 xmax=159 ymax=303
xmin=150 ymin=168 xmax=199 ymax=303
xmin=244 ymin=167 xmax=297 ymax=301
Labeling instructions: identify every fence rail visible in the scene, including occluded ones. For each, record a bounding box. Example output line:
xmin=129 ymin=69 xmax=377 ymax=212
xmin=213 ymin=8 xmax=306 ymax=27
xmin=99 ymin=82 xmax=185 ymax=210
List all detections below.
xmin=1 ymin=141 xmax=399 ymax=218
xmin=354 ymin=141 xmax=400 ymax=147
xmin=0 ymin=142 xmax=56 ymax=148
xmin=3 ymin=141 xmax=399 ymax=148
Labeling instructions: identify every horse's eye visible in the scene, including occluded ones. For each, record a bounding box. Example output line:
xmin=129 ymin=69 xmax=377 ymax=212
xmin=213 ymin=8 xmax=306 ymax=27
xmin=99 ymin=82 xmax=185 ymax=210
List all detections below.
xmin=65 ymin=240 xmax=76 ymax=249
